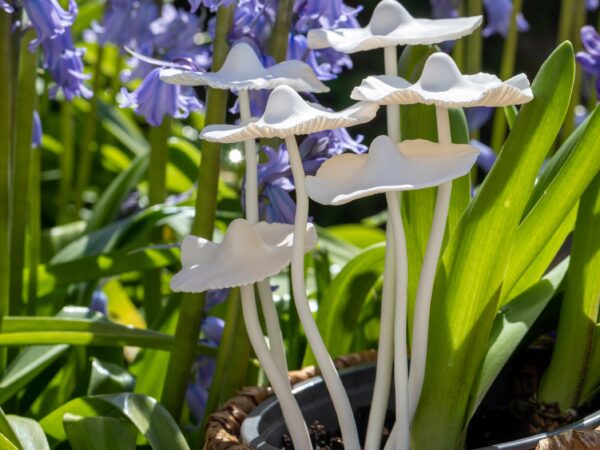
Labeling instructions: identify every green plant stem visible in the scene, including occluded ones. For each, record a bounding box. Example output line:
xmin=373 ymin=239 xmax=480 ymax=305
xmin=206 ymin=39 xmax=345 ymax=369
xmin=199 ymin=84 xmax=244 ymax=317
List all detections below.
xmin=58 ymin=102 xmax=75 ymax=224
xmin=269 ymin=0 xmax=294 ymax=62
xmin=562 ymin=0 xmax=586 ymax=140
xmin=9 ymin=29 xmax=37 ymax=317
xmin=466 ymin=0 xmax=483 ymax=75
xmin=143 ymin=118 xmax=171 ymax=327
xmin=0 ymin=11 xmax=13 ymax=371
xmin=539 ymin=173 xmax=600 ymax=410
xmin=74 ymin=45 xmax=104 ymax=211
xmin=557 ymin=0 xmax=575 ymax=45
xmin=27 ymin=144 xmax=40 ymax=316
xmin=490 ymin=0 xmax=524 ymax=152
xmin=160 ymin=4 xmax=234 ymax=422
xmin=452 ymin=1 xmax=466 ymax=71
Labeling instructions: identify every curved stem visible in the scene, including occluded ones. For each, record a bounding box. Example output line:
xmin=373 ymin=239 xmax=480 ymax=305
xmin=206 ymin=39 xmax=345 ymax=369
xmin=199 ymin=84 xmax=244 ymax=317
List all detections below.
xmin=286 ymin=135 xmax=361 ymax=450
xmin=408 ymin=107 xmax=453 ymax=421
xmin=240 ymin=285 xmax=312 ymax=450
xmin=386 ymin=192 xmax=409 ymax=450
xmin=364 ymin=225 xmax=396 ymax=450
xmin=239 ymin=89 xmax=288 ymax=376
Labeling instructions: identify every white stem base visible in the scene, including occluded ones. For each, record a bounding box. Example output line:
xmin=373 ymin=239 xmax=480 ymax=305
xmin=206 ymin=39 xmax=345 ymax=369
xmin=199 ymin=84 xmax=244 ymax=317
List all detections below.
xmin=286 ymin=136 xmax=361 ymax=450
xmin=240 ymin=285 xmax=311 ymax=450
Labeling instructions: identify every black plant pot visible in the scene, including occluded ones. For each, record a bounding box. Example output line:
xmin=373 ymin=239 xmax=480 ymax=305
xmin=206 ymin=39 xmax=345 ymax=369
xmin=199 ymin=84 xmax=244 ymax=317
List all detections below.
xmin=240 ymin=363 xmax=600 ymax=450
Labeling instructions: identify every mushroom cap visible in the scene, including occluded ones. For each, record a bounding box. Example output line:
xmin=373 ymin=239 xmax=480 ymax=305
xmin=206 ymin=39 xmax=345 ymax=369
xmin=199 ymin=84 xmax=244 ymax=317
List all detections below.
xmin=305 ymin=135 xmax=480 ymax=205
xmin=170 ymin=219 xmax=318 ymax=293
xmin=307 ymin=0 xmax=482 ymax=53
xmin=351 ymin=52 xmax=533 ymax=108
xmin=159 ymin=42 xmax=329 ymax=93
xmin=200 ymin=85 xmax=379 ymax=142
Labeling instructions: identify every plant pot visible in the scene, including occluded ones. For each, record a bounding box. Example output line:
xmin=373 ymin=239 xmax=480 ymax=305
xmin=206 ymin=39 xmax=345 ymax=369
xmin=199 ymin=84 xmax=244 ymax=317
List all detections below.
xmin=203 ymin=351 xmax=600 ymax=450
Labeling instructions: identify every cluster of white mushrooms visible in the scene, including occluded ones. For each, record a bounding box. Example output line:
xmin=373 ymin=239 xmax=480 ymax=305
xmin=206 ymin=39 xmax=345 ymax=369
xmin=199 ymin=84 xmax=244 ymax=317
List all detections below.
xmin=162 ymin=1 xmax=534 ymax=449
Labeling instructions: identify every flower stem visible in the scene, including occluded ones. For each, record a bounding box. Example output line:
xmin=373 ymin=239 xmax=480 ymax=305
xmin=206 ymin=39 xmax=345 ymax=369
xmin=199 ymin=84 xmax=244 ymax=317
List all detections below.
xmin=558 ymin=0 xmax=575 ymax=45
xmin=386 ymin=191 xmax=410 ymax=450
xmin=240 ymin=285 xmax=311 ymax=449
xmin=0 ymin=11 xmax=13 ymax=369
xmin=490 ymin=0 xmax=524 ymax=152
xmin=74 ymin=44 xmax=104 ymax=211
xmin=269 ymin=0 xmax=294 ymax=62
xmin=58 ymin=102 xmax=75 ymax=224
xmin=9 ymin=29 xmax=37 ymax=316
xmin=160 ymin=4 xmax=234 ymax=421
xmin=466 ymin=0 xmax=483 ymax=75
xmin=286 ymin=135 xmax=361 ymax=450
xmin=27 ymin=143 xmax=40 ymax=316
xmin=408 ymin=107 xmax=453 ymax=420
xmin=143 ymin=118 xmax=171 ymax=327
xmin=239 ymin=88 xmax=288 ymax=376
xmin=364 ymin=225 xmax=396 ymax=450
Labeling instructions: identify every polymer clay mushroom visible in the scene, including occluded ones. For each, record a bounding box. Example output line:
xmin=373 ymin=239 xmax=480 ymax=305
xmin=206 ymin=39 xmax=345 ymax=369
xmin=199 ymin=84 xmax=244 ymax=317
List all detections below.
xmin=171 ymin=219 xmax=317 ymax=450
xmin=162 ymin=42 xmax=329 ymax=378
xmin=352 ymin=51 xmax=533 ymax=434
xmin=306 ymin=135 xmax=480 ymax=450
xmin=201 ymin=85 xmax=379 ymax=450
xmin=307 ymin=0 xmax=482 ymax=142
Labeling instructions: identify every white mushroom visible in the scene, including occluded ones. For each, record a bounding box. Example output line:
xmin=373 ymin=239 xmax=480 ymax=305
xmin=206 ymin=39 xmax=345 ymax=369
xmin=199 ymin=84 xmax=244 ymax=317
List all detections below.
xmin=201 ymin=85 xmax=378 ymax=450
xmin=354 ymin=52 xmax=534 ymax=440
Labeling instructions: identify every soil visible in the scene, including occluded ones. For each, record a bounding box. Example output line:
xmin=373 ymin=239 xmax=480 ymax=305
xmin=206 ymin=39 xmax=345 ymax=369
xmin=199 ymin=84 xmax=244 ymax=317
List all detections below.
xmin=282 ymin=335 xmax=600 ymax=450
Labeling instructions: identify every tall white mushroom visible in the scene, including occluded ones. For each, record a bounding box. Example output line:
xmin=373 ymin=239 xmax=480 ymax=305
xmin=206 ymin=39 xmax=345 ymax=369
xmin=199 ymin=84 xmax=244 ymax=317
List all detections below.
xmin=201 ymin=85 xmax=379 ymax=450
xmin=352 ymin=52 xmax=533 ymax=446
xmin=308 ymin=5 xmax=482 ymax=448
xmin=306 ymin=135 xmax=479 ymax=450
xmin=171 ymin=219 xmax=317 ymax=450
xmin=162 ymin=42 xmax=329 ymax=379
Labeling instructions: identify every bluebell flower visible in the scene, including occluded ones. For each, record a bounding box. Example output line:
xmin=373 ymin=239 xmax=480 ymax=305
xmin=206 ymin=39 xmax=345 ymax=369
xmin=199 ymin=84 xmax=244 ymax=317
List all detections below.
xmin=23 ymin=0 xmax=77 ymax=50
xmin=120 ymin=67 xmax=202 ymax=126
xmin=482 ymin=0 xmax=529 ymax=38
xmin=465 ymin=107 xmax=493 ymax=133
xmin=90 ymin=289 xmax=109 ymax=315
xmin=118 ymin=190 xmax=142 ymax=218
xmin=471 ymin=139 xmax=497 ymax=173
xmin=227 ymin=0 xmax=276 ymax=46
xmin=288 ymin=34 xmax=352 ymax=81
xmin=32 ymin=111 xmax=42 ymax=148
xmin=430 ymin=0 xmax=459 ymax=19
xmin=204 ymin=289 xmax=230 ymax=311
xmin=1 ymin=1 xmax=13 ymax=13
xmin=299 ymin=128 xmax=367 ymax=175
xmin=93 ymin=0 xmax=159 ymax=51
xmin=588 ymin=0 xmax=599 ymax=11
xmin=189 ymin=0 xmax=237 ymax=13
xmin=577 ymin=26 xmax=600 ymax=96
xmin=293 ymin=0 xmax=362 ymax=34
xmin=202 ymin=316 xmax=225 ymax=342
xmin=42 ymin=31 xmax=92 ymax=100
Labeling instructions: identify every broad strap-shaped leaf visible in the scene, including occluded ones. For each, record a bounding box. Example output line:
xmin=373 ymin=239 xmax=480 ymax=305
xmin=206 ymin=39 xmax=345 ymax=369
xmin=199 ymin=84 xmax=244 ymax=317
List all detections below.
xmin=539 ymin=172 xmax=600 ymax=409
xmin=304 ymin=244 xmax=386 ymax=366
xmin=502 ymin=106 xmax=600 ymax=302
xmin=5 ymin=416 xmax=50 ymax=450
xmin=64 ymin=414 xmax=137 ymax=450
xmin=412 ymin=42 xmax=575 ymax=450
xmin=0 ymin=433 xmax=19 ymax=450
xmin=0 ymin=410 xmax=21 ymax=450
xmin=87 ymin=358 xmax=135 ymax=395
xmin=41 ymin=393 xmax=190 ymax=450
xmin=467 ymin=259 xmax=569 ymax=419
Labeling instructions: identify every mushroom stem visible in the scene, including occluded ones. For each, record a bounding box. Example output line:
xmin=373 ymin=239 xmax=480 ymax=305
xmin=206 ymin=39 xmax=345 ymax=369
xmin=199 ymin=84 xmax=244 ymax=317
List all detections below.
xmin=408 ymin=106 xmax=453 ymax=419
xmin=238 ymin=88 xmax=288 ymax=377
xmin=240 ymin=284 xmax=312 ymax=450
xmin=285 ymin=135 xmax=361 ymax=450
xmin=364 ymin=224 xmax=396 ymax=450
xmin=384 ymin=46 xmax=401 ymax=142
xmin=386 ymin=191 xmax=410 ymax=450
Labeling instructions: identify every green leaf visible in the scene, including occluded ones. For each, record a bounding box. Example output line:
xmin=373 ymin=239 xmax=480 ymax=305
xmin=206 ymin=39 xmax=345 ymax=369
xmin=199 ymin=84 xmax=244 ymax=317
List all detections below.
xmin=304 ymin=245 xmax=386 ymax=366
xmin=502 ymin=106 xmax=600 ymax=302
xmin=64 ymin=414 xmax=137 ymax=450
xmin=326 ymin=225 xmax=385 ymax=249
xmin=5 ymin=416 xmax=50 ymax=450
xmin=467 ymin=259 xmax=569 ymax=419
xmin=0 ymin=410 xmax=21 ymax=450
xmin=539 ymin=172 xmax=600 ymax=408
xmin=87 ymin=358 xmax=135 ymax=395
xmin=86 ymin=155 xmax=149 ymax=233
xmin=41 ymin=394 xmax=190 ymax=450
xmin=412 ymin=42 xmax=575 ymax=450
xmin=0 ymin=434 xmax=18 ymax=450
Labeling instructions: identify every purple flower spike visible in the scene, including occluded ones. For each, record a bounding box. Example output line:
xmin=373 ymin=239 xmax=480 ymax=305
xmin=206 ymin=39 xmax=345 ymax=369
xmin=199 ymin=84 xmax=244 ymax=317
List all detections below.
xmin=1 ymin=0 xmax=13 ymax=13
xmin=23 ymin=0 xmax=77 ymax=50
xmin=202 ymin=316 xmax=225 ymax=343
xmin=588 ymin=0 xmax=599 ymax=11
xmin=471 ymin=139 xmax=497 ymax=173
xmin=90 ymin=289 xmax=109 ymax=315
xmin=465 ymin=107 xmax=493 ymax=132
xmin=293 ymin=0 xmax=362 ymax=34
xmin=120 ymin=67 xmax=202 ymax=126
xmin=204 ymin=288 xmax=230 ymax=311
xmin=189 ymin=0 xmax=236 ymax=13
xmin=94 ymin=0 xmax=159 ymax=51
xmin=32 ymin=111 xmax=42 ymax=148
xmin=430 ymin=0 xmax=459 ymax=19
xmin=482 ymin=0 xmax=529 ymax=38
xmin=577 ymin=26 xmax=600 ymax=96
